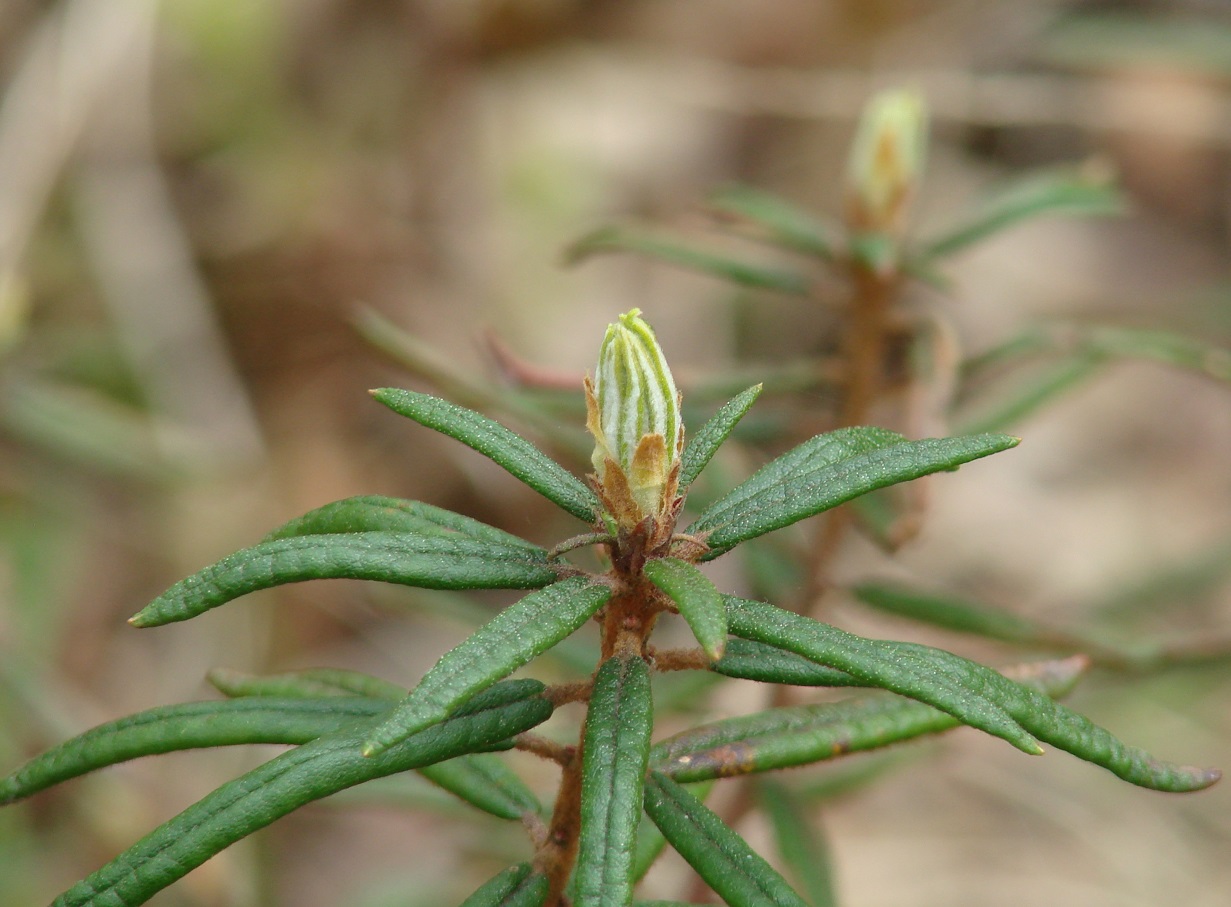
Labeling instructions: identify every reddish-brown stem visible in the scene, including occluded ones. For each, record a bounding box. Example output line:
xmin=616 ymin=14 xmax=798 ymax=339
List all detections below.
xmin=650 ymin=646 xmax=710 ymax=673
xmin=514 ymin=733 xmax=576 ymax=766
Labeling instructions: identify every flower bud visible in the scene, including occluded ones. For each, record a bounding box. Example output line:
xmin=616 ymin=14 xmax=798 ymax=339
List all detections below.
xmin=586 ymin=309 xmax=682 ymax=525
xmin=844 ymin=88 xmax=928 ymax=237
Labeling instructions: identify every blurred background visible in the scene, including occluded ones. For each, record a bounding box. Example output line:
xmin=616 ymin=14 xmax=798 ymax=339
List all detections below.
xmin=0 ymin=1 xmax=1228 ymax=905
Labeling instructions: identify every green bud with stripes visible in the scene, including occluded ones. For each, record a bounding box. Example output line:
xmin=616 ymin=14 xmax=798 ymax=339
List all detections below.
xmin=585 ymin=309 xmax=683 ymax=528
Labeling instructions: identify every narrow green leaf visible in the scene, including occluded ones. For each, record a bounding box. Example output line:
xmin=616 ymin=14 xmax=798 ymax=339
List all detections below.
xmin=644 ymin=772 xmax=809 ymax=907
xmin=286 ymin=667 xmax=407 ymax=700
xmin=576 ymin=655 xmax=654 ymax=907
xmin=690 ymin=430 xmax=1018 ymax=558
xmin=364 ymin=577 xmax=612 ymax=755
xmin=460 ymin=863 xmax=549 ymax=907
xmin=853 ymin=581 xmax=1125 ymax=657
xmin=566 ymin=226 xmax=811 ymax=295
xmin=631 ymin=781 xmax=713 ymax=884
xmin=758 ymin=779 xmax=836 ymax=907
xmin=372 ymin=388 xmax=600 ymax=522
xmin=708 ymin=184 xmax=837 ymax=259
xmin=0 ymin=697 xmax=389 ymax=805
xmin=956 ymin=354 xmax=1105 ymax=435
xmin=206 ymin=667 xmax=406 ymax=700
xmin=652 ymin=658 xmax=1087 ymax=782
xmin=48 ymin=681 xmax=552 ymax=907
xmin=419 ymin=753 xmax=540 ymax=821
xmin=644 ymin=558 xmax=727 ymax=660
xmin=919 ymin=166 xmax=1126 ymax=262
xmin=726 ymin=597 xmax=1221 ymax=791
xmin=711 ymin=637 xmax=864 ymax=688
xmin=265 ymin=494 xmax=540 ymax=551
xmin=130 ymin=532 xmax=559 ymax=628
xmin=678 ymin=384 xmax=762 ymax=491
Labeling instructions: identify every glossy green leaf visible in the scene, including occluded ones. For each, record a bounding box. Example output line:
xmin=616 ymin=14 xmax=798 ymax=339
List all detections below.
xmin=419 ymin=753 xmax=540 ymax=821
xmin=364 ymin=576 xmax=612 ymax=755
xmin=708 ymin=184 xmax=837 ymax=259
xmin=651 ymin=658 xmax=1087 ymax=782
xmin=690 ymin=429 xmax=1018 ymax=558
xmin=644 ymin=772 xmax=809 ymax=907
xmin=265 ymin=494 xmax=540 ymax=551
xmin=460 ymin=863 xmax=549 ymax=907
xmin=726 ymin=596 xmax=1221 ymax=791
xmin=679 ymin=384 xmax=762 ymax=491
xmin=758 ymin=779 xmax=836 ymax=907
xmin=644 ymin=558 xmax=727 ymax=660
xmin=576 ymin=655 xmax=654 ymax=907
xmin=371 ymin=388 xmax=600 ymax=523
xmin=566 ymin=226 xmax=811 ymax=295
xmin=711 ymin=637 xmax=864 ymax=688
xmin=130 ymin=532 xmax=559 ymax=628
xmin=919 ymin=166 xmax=1125 ymax=262
xmin=0 ymin=697 xmax=389 ymax=804
xmin=48 ymin=681 xmax=552 ymax=907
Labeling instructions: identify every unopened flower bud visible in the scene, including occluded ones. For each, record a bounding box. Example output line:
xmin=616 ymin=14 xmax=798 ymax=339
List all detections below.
xmin=844 ymin=88 xmax=928 ymax=237
xmin=586 ymin=309 xmax=682 ymax=525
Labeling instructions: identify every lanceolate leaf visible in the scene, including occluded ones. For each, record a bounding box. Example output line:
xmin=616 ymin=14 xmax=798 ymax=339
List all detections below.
xmin=460 ymin=863 xmax=550 ymax=907
xmin=265 ymin=495 xmax=540 ymax=551
xmin=566 ymin=226 xmax=812 ymax=295
xmin=726 ymin=597 xmax=1221 ymax=792
xmin=690 ymin=430 xmax=1018 ymax=558
xmin=711 ymin=637 xmax=864 ymax=688
xmin=631 ymin=781 xmax=713 ymax=884
xmin=47 ymin=681 xmax=553 ymax=907
xmin=644 ymin=772 xmax=809 ymax=907
xmin=130 ymin=532 xmax=559 ymax=628
xmin=418 ymin=753 xmax=540 ymax=821
xmin=207 ymin=667 xmax=403 ymax=700
xmin=364 ymin=577 xmax=612 ymax=756
xmin=708 ymin=183 xmax=837 ymax=259
xmin=919 ymin=166 xmax=1125 ymax=262
xmin=757 ymin=779 xmax=836 ymax=907
xmin=678 ymin=384 xmax=762 ymax=491
xmin=853 ymin=581 xmax=1125 ymax=659
xmin=651 ymin=658 xmax=1088 ymax=783
xmin=371 ymin=388 xmax=600 ymax=523
xmin=576 ymin=655 xmax=654 ymax=907
xmin=0 ymin=698 xmax=390 ymax=804
xmin=205 ymin=669 xmax=538 ymax=820
xmin=644 ymin=558 xmax=727 ymax=661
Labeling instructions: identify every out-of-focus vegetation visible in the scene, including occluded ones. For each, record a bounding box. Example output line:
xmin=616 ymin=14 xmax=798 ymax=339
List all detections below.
xmin=0 ymin=2 xmax=1228 ymax=905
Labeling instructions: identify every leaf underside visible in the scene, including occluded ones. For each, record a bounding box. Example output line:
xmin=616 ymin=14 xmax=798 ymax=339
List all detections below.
xmin=651 ymin=657 xmax=1087 ymax=783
